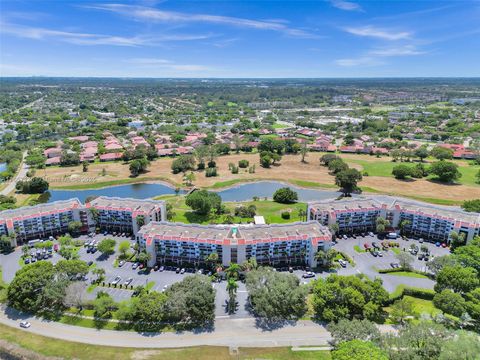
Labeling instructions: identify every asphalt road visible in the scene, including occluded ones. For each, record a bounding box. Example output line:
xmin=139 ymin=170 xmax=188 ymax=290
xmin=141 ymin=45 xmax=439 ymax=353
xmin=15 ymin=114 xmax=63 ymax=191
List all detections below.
xmin=0 ymin=151 xmax=28 ymax=196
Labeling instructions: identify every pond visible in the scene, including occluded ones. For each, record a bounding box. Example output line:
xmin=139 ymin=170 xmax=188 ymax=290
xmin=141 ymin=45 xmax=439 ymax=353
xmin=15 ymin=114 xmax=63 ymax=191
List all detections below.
xmin=0 ymin=163 xmax=6 ymax=173
xmin=45 ymin=181 xmax=346 ymax=203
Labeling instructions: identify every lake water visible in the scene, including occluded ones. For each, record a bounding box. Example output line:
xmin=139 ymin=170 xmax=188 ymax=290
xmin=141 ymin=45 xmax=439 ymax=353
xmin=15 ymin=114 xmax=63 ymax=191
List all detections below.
xmin=45 ymin=181 xmax=344 ymax=203
xmin=0 ymin=163 xmax=6 ymax=172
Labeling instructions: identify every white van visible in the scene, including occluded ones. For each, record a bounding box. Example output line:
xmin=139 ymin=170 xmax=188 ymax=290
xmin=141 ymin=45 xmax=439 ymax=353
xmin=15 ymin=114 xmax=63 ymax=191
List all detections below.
xmin=387 ymin=232 xmax=398 ymax=239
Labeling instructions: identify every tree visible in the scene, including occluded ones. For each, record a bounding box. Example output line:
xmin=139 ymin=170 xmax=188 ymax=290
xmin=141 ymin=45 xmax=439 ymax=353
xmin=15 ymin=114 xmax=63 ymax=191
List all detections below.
xmin=415 ymin=146 xmax=429 ymax=162
xmin=375 ymin=217 xmax=390 ymax=234
xmin=164 ymin=275 xmax=215 ymax=326
xmin=381 ymin=322 xmax=451 ymax=360
xmin=439 ymin=331 xmax=480 ymax=360
xmin=7 ymin=261 xmax=56 ymax=312
xmin=429 ymin=161 xmax=461 ymax=183
xmin=82 ymin=161 xmax=89 ymax=172
xmin=427 ymin=255 xmax=457 ymax=276
xmin=226 ymin=263 xmax=241 ymax=280
xmin=185 ymin=190 xmax=222 ymax=215
xmin=58 ymin=245 xmax=79 ymax=260
xmin=335 ymin=169 xmax=362 ymax=196
xmin=390 ymin=297 xmax=414 ymax=324
xmin=0 ymin=235 xmax=13 ymax=253
xmin=118 ymin=240 xmax=131 ymax=259
xmin=92 ymin=267 xmax=106 ymax=283
xmin=183 ymin=172 xmax=195 ymax=186
xmin=433 ymin=289 xmax=467 ymax=317
xmin=93 ymin=292 xmax=116 ymax=319
xmin=226 ymin=277 xmax=238 ymax=314
xmin=431 ymin=146 xmax=454 ymax=160
xmin=398 ymin=220 xmax=411 ymax=235
xmin=332 ymin=340 xmax=387 ymax=360
xmin=462 ymin=199 xmax=480 ymax=213
xmin=434 ymin=265 xmax=479 ymax=294
xmin=171 ymin=155 xmax=196 ymax=174
xmin=97 ymin=238 xmax=116 ymax=256
xmin=205 ymin=252 xmax=219 ymax=269
xmin=15 ymin=177 xmax=49 ymax=194
xmin=272 ymin=187 xmax=298 ymax=204
xmin=328 ymin=158 xmax=349 ymax=174
xmin=395 ymin=252 xmax=414 ymax=270
xmin=449 ymin=231 xmax=466 ymax=250
xmin=129 ymin=158 xmax=149 ymax=177
xmin=312 ymin=274 xmax=388 ymax=322
xmin=300 ymin=142 xmax=308 ymax=163
xmin=129 ymin=291 xmax=167 ymax=331
xmin=315 ymin=248 xmax=337 ymax=269
xmin=246 ymin=268 xmax=308 ymax=320
xmin=320 ymin=154 xmax=339 ymax=166
xmin=55 ymin=259 xmax=89 ymax=280
xmin=137 ymin=251 xmax=151 ymax=266
xmin=67 ymin=221 xmax=83 ymax=236
xmin=63 ymin=282 xmax=87 ymax=309
xmin=453 ymin=238 xmax=480 ymax=274
xmin=327 ymin=319 xmax=381 ymax=346
xmin=392 ymin=164 xmax=412 ymax=179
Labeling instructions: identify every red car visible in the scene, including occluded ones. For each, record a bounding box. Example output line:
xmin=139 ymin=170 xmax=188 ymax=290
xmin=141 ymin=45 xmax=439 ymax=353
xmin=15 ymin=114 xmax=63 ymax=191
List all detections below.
xmin=441 ymin=243 xmax=448 ymax=248
xmin=53 ymin=244 xmax=59 ymax=251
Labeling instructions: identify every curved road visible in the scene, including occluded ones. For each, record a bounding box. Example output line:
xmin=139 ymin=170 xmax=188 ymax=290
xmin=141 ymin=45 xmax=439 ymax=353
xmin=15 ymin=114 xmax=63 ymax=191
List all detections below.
xmin=0 ymin=306 xmax=397 ymax=348
xmin=0 ymin=151 xmax=28 ymax=196
xmin=0 ymin=308 xmax=332 ymax=348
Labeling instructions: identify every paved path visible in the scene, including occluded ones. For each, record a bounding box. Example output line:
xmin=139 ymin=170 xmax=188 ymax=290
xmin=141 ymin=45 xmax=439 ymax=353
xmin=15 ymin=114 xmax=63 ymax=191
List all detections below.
xmin=0 ymin=151 xmax=28 ymax=196
xmin=0 ymin=306 xmax=397 ymax=348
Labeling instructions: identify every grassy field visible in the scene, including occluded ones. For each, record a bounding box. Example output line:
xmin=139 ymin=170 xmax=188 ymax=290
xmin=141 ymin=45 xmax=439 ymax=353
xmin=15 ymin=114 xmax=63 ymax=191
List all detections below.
xmin=384 ymin=295 xmax=442 ymax=319
xmin=158 ymin=195 xmax=308 ymax=225
xmin=384 ymin=271 xmax=429 ymax=279
xmin=0 ymin=323 xmax=331 ymax=360
xmin=37 ymin=152 xmax=480 ymax=204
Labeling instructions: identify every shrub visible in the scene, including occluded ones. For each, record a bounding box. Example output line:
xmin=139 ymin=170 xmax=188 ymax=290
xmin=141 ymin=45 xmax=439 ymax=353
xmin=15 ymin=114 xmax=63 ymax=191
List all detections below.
xmin=281 ymin=211 xmax=290 ymax=219
xmin=238 ymin=160 xmax=249 ymax=168
xmin=207 ymin=160 xmax=216 ymax=168
xmin=273 ymin=187 xmax=298 ymax=204
xmin=231 ymin=165 xmax=239 ymax=174
xmin=205 ymin=167 xmax=218 ymax=177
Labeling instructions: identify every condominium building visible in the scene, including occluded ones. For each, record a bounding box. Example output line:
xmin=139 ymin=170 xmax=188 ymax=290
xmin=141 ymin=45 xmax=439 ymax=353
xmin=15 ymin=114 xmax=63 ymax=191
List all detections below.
xmin=0 ymin=199 xmax=87 ymax=246
xmin=0 ymin=197 xmax=166 ymax=246
xmin=308 ymin=196 xmax=480 ymax=243
xmin=137 ymin=221 xmax=332 ymax=268
xmin=85 ymin=197 xmax=166 ymax=234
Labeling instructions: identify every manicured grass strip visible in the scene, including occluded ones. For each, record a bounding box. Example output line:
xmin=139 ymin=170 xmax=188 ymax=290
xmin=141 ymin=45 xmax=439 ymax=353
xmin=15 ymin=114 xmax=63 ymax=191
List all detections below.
xmin=289 ymin=179 xmax=337 ymax=189
xmin=353 ymin=245 xmax=366 ymax=253
xmin=384 ymin=271 xmax=428 ymax=279
xmin=0 ymin=323 xmax=331 ymax=360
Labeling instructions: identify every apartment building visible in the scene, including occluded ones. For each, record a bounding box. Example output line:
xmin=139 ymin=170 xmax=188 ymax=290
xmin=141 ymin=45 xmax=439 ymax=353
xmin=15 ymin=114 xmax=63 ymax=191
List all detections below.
xmin=0 ymin=199 xmax=86 ymax=246
xmin=0 ymin=197 xmax=166 ymax=246
xmin=138 ymin=221 xmax=332 ymax=268
xmin=308 ymin=196 xmax=480 ymax=243
xmin=85 ymin=197 xmax=166 ymax=235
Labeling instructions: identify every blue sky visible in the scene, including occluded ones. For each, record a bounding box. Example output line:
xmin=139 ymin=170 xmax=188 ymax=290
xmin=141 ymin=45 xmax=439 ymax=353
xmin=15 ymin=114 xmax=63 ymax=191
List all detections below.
xmin=1 ymin=0 xmax=479 ymax=77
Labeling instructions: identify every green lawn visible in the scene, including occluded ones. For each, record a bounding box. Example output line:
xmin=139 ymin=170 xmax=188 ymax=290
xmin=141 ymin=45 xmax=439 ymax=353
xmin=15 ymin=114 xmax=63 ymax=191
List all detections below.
xmin=0 ymin=322 xmax=331 ymax=360
xmin=346 ymin=158 xmax=479 ymax=186
xmin=50 ymin=176 xmax=179 ymax=190
xmin=384 ymin=271 xmax=428 ymax=279
xmin=353 ymin=245 xmax=366 ymax=253
xmin=163 ymin=195 xmax=308 ymax=225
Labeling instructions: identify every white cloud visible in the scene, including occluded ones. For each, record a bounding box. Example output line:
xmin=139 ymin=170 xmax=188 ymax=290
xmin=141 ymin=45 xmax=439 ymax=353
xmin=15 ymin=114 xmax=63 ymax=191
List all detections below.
xmin=331 ymin=0 xmax=362 ymax=11
xmin=87 ymin=3 xmax=317 ymax=38
xmin=369 ymin=46 xmax=425 ymax=57
xmin=344 ymin=26 xmax=412 ymax=40
xmin=0 ymin=22 xmax=211 ymax=46
xmin=126 ymin=58 xmax=213 ymax=72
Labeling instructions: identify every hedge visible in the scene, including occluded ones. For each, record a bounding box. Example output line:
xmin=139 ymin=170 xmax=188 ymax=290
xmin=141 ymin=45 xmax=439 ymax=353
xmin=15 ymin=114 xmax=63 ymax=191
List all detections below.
xmin=378 ymin=267 xmax=434 ymax=279
xmin=386 ymin=285 xmax=435 ymax=304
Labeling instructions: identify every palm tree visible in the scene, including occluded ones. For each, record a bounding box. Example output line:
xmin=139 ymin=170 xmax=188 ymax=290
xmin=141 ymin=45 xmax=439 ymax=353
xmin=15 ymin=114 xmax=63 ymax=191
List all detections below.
xmin=300 ymin=141 xmax=308 ymax=163
xmin=93 ymin=267 xmax=106 ymax=283
xmin=226 ymin=278 xmax=238 ymax=314
xmin=399 ymin=220 xmax=411 ymax=235
xmin=298 ymin=209 xmax=307 ymax=222
xmin=226 ymin=263 xmax=241 ymax=280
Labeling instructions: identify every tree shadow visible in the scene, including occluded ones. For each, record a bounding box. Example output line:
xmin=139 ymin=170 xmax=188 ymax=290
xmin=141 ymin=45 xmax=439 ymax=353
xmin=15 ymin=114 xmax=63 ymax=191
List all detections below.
xmin=184 ymin=211 xmax=211 ymax=223
xmin=254 ymin=317 xmax=298 ymax=331
xmin=426 ymin=178 xmax=461 ymax=186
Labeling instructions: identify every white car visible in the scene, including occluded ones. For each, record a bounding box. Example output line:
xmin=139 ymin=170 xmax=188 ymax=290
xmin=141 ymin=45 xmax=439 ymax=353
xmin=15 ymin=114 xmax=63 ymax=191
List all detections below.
xmin=112 ymin=276 xmax=122 ymax=285
xmin=19 ymin=321 xmax=31 ymax=328
xmin=302 ymin=271 xmax=315 ymax=278
xmin=338 ymin=259 xmax=348 ymax=267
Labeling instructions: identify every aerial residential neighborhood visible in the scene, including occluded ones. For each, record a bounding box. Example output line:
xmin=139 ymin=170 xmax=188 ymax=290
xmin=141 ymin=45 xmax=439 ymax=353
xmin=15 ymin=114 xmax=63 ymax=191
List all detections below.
xmin=1 ymin=1 xmax=480 ymax=360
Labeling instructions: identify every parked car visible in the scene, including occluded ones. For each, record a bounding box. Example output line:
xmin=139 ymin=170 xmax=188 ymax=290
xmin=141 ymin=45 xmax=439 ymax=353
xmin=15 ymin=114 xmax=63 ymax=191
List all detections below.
xmin=419 ymin=238 xmax=424 ymax=243
xmin=90 ymin=247 xmax=97 ymax=254
xmin=441 ymin=243 xmax=447 ymax=248
xmin=132 ymin=262 xmax=139 ymax=270
xmin=24 ymin=258 xmax=31 ymax=265
xmin=435 ymin=242 xmax=441 ymax=247
xmin=371 ymin=251 xmax=379 ymax=257
xmin=338 ymin=259 xmax=347 ymax=268
xmin=139 ymin=264 xmax=144 ymax=270
xmin=302 ymin=271 xmax=315 ymax=278
xmin=124 ymin=277 xmax=133 ymax=286
xmin=159 ymin=266 xmax=165 ymax=272
xmin=53 ymin=244 xmax=59 ymax=251
xmin=377 ymin=251 xmax=383 ymax=257
xmin=390 ymin=262 xmax=400 ymax=268
xmin=180 ymin=268 xmax=186 ymax=274
xmin=118 ymin=260 xmax=125 ymax=267
xmin=103 ymin=231 xmax=108 ymax=236
xmin=288 ymin=266 xmax=294 ymax=273
xmin=342 ymin=234 xmax=347 ymax=239
xmin=112 ymin=276 xmax=121 ymax=285
xmin=87 ymin=261 xmax=93 ymax=266
xmin=175 ymin=267 xmax=181 ymax=273
xmin=19 ymin=321 xmax=31 ymax=328
xmin=418 ymin=253 xmax=424 ymax=260
xmin=153 ymin=265 xmax=159 ymax=271
xmin=368 ymin=232 xmax=374 ymax=237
